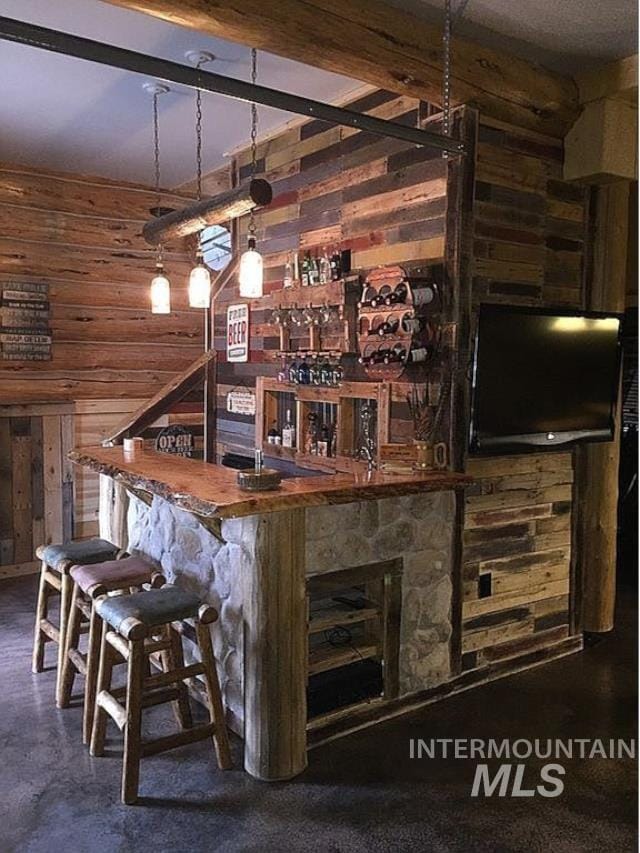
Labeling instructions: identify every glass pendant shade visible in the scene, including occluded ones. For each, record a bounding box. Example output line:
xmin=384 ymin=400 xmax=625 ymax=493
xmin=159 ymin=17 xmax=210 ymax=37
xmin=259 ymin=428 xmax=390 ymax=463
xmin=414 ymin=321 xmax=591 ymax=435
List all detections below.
xmin=239 ymin=236 xmax=264 ymax=298
xmin=150 ymin=264 xmax=171 ymax=314
xmin=188 ymin=253 xmax=211 ymax=308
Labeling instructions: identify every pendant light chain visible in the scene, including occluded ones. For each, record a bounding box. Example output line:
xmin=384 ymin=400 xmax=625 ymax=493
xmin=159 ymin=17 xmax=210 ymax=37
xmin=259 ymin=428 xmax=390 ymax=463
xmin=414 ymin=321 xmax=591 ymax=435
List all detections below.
xmin=248 ymin=47 xmax=258 ymax=239
xmin=442 ymin=0 xmax=452 ymax=158
xmin=195 ymin=60 xmax=205 ymax=202
xmin=152 ymin=90 xmax=164 ymax=266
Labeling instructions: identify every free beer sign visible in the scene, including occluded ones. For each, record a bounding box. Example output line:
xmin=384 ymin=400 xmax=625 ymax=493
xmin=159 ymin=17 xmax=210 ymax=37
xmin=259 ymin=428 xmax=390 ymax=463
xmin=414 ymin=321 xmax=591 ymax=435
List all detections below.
xmin=227 ymin=303 xmax=249 ymax=363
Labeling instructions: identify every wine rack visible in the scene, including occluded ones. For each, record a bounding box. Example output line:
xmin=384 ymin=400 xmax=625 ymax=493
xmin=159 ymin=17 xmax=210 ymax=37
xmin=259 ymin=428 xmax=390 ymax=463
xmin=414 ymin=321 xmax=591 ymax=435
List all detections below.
xmin=357 ymin=264 xmax=443 ymax=380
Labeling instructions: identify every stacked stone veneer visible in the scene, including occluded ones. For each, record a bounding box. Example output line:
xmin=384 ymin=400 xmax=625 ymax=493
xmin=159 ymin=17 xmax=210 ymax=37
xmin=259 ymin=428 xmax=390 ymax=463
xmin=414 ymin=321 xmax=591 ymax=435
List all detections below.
xmin=127 ymin=489 xmax=455 ymax=730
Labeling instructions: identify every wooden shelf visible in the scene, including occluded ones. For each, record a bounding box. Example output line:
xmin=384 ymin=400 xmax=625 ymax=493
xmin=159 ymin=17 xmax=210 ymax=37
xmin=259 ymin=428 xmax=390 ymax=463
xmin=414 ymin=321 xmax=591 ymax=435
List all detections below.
xmin=255 ymin=277 xmax=359 ymax=309
xmin=309 ymin=602 xmax=381 ymax=634
xmin=308 ymin=642 xmax=380 ymax=676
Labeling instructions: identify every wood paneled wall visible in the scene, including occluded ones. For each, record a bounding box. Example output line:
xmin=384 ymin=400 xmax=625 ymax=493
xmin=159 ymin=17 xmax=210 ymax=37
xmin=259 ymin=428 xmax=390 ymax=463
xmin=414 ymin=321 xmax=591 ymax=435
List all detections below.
xmin=213 ymin=90 xmax=448 ymax=453
xmin=0 ymin=163 xmax=204 ymax=402
xmin=0 ymin=403 xmax=74 ymax=578
xmin=459 ymin=115 xmax=589 ymax=669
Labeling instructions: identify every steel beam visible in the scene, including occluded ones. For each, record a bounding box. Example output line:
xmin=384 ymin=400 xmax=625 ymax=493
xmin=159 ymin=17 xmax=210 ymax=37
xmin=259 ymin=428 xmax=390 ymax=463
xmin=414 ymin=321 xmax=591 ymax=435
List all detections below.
xmin=0 ymin=15 xmax=465 ymax=156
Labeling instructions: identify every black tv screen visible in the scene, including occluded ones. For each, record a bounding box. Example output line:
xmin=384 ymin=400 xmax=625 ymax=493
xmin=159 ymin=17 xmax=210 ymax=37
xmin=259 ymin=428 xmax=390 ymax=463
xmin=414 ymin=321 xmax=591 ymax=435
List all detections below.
xmin=470 ymin=305 xmax=621 ymax=453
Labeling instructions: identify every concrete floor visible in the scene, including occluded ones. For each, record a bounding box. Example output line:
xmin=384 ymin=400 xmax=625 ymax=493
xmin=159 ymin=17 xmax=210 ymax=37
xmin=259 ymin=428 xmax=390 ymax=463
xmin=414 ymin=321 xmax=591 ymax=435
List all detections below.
xmin=0 ymin=574 xmax=636 ymax=853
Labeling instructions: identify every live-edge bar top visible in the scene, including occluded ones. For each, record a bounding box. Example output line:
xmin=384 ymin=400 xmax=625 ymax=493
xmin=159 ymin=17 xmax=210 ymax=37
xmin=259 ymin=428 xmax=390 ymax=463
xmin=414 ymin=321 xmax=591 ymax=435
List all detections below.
xmin=69 ymin=445 xmax=472 ymax=520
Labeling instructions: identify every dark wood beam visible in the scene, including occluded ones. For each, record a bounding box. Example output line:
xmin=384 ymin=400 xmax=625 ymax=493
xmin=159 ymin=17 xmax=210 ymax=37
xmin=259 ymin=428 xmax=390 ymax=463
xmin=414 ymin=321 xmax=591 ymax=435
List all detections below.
xmin=102 ymin=0 xmax=578 ymax=137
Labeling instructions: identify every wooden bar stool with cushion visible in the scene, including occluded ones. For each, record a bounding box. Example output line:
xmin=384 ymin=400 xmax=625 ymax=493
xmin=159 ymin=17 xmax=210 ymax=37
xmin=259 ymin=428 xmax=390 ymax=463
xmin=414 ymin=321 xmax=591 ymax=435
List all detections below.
xmin=32 ymin=538 xmax=119 ymax=704
xmin=90 ymin=585 xmax=232 ymax=804
xmin=58 ymin=555 xmax=165 ymax=743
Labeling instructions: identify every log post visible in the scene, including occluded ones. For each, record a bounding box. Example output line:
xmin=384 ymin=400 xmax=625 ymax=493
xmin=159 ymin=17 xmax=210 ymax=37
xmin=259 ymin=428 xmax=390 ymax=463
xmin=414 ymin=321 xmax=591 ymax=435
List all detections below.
xmin=578 ymin=182 xmax=630 ymax=633
xmin=240 ymin=508 xmax=307 ymax=780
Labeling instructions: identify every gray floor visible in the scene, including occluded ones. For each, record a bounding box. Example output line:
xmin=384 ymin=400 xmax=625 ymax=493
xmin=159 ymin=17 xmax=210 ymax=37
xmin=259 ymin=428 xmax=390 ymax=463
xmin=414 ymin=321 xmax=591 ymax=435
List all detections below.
xmin=0 ymin=574 xmax=636 ymax=853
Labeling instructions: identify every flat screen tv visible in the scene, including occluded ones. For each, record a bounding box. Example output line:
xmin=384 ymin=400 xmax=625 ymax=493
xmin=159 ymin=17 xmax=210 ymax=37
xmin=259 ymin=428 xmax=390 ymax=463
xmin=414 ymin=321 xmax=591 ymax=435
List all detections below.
xmin=470 ymin=305 xmax=622 ymax=454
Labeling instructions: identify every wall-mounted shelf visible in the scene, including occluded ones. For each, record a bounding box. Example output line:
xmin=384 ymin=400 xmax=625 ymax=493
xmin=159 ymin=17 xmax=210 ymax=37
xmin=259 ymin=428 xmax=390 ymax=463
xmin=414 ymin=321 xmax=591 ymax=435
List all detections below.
xmin=256 ymin=376 xmax=390 ymax=473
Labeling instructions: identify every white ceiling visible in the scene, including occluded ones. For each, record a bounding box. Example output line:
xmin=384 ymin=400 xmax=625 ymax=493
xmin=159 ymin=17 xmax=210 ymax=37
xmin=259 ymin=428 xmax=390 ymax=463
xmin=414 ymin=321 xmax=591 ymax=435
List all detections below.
xmin=0 ymin=0 xmax=360 ymax=186
xmin=0 ymin=0 xmax=636 ymax=186
xmin=392 ymin=0 xmax=637 ymax=75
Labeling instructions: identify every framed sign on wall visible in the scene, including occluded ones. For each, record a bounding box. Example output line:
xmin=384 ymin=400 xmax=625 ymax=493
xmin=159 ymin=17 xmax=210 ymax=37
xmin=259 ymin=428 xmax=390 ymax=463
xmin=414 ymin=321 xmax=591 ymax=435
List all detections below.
xmin=227 ymin=303 xmax=249 ymax=363
xmin=0 ymin=282 xmax=52 ymax=361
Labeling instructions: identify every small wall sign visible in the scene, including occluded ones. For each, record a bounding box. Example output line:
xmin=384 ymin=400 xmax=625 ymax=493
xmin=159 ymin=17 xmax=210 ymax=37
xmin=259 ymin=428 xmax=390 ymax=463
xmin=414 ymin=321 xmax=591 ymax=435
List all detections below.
xmin=227 ymin=303 xmax=249 ymax=363
xmin=227 ymin=389 xmax=256 ymax=416
xmin=0 ymin=282 xmax=52 ymax=361
xmin=155 ymin=424 xmax=195 ymax=458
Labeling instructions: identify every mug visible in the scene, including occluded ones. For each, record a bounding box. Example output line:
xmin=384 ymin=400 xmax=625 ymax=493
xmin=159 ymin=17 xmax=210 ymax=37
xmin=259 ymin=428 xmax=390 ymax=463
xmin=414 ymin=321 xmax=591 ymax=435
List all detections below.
xmin=413 ymin=440 xmax=448 ymax=471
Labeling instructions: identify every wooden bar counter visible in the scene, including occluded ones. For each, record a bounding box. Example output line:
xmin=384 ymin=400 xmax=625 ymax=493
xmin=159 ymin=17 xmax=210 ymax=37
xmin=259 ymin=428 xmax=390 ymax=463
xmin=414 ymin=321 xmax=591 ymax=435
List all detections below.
xmin=70 ymin=445 xmax=471 ymax=781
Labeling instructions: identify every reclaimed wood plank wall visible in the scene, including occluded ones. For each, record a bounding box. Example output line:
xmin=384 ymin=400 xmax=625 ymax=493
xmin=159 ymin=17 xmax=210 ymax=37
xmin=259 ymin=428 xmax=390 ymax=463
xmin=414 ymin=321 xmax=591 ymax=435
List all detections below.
xmin=0 ymin=404 xmax=74 ymax=578
xmin=0 ymin=162 xmax=204 ymax=402
xmin=213 ymin=90 xmax=448 ymax=454
xmin=459 ymin=116 xmax=589 ymax=668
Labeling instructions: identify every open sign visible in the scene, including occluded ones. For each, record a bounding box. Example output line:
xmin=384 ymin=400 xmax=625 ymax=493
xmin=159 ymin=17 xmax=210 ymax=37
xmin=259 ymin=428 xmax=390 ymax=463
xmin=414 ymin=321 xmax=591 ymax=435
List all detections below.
xmin=155 ymin=425 xmax=194 ymax=458
xmin=227 ymin=303 xmax=249 ymax=363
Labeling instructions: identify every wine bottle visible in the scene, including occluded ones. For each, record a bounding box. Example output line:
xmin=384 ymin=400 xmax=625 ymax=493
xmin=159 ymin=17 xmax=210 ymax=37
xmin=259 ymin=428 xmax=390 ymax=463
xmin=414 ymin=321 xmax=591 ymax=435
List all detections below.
xmin=297 ymin=358 xmax=311 ymax=385
xmin=282 ymin=410 xmax=296 ymax=448
xmin=309 ymin=254 xmax=320 ymax=286
xmin=317 ymin=424 xmax=330 ymax=457
xmin=301 ymin=253 xmax=311 ymax=286
xmin=359 ymin=348 xmax=390 ymax=366
xmin=412 ymin=283 xmax=438 ymax=307
xmin=384 ymin=282 xmax=408 ymax=306
xmin=283 ymin=253 xmax=293 ymax=289
xmin=358 ymin=290 xmax=381 ymax=309
xmin=405 ymin=345 xmax=431 ymax=363
xmin=330 ymin=249 xmax=341 ymax=281
xmin=401 ymin=313 xmax=427 ymax=334
xmin=288 ymin=359 xmax=299 ymax=384
xmin=383 ymin=344 xmax=405 ymax=365
xmin=376 ymin=318 xmax=399 ymax=336
xmin=319 ymin=248 xmax=331 ymax=285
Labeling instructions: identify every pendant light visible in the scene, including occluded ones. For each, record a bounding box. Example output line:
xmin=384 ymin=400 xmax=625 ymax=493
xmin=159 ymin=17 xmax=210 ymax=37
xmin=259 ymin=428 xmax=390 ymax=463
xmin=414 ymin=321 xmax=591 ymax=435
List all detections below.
xmin=239 ymin=48 xmax=264 ymax=299
xmin=188 ymin=52 xmax=212 ymax=309
xmin=146 ymin=83 xmax=171 ymax=314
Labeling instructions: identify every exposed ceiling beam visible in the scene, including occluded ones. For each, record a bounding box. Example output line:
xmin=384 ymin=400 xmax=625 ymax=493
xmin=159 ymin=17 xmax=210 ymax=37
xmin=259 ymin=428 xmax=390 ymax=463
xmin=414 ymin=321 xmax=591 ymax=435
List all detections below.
xmin=101 ymin=0 xmax=579 ymax=137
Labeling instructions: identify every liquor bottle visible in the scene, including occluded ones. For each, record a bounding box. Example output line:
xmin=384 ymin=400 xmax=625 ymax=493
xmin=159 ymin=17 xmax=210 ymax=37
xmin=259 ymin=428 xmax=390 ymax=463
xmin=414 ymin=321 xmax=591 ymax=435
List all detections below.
xmin=317 ymin=424 xmax=330 ymax=457
xmin=330 ymin=422 xmax=338 ymax=457
xmin=384 ymin=281 xmax=409 ymax=306
xmin=412 ymin=283 xmax=438 ymax=307
xmin=297 ymin=357 xmax=311 ymax=385
xmin=267 ymin=421 xmax=281 ymax=445
xmin=301 ymin=252 xmax=311 ymax=286
xmin=282 ymin=410 xmax=296 ymax=448
xmin=288 ymin=358 xmax=299 ymax=384
xmin=319 ymin=248 xmax=331 ymax=285
xmin=293 ymin=252 xmax=300 ymax=285
xmin=283 ymin=253 xmax=294 ymax=289
xmin=306 ymin=412 xmax=319 ymax=455
xmin=309 ymin=358 xmax=321 ymax=386
xmin=330 ymin=248 xmax=341 ymax=281
xmin=376 ymin=318 xmax=399 ymax=336
xmin=309 ymin=254 xmax=320 ymax=286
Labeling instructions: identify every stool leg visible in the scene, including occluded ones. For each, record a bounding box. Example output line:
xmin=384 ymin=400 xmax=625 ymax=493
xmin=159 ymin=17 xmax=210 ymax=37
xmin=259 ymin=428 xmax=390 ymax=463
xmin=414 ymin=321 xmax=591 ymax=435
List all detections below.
xmin=195 ymin=621 xmax=232 ymax=770
xmin=163 ymin=626 xmax=193 ymax=730
xmin=83 ymin=605 xmax=101 ymax=745
xmin=122 ymin=638 xmax=145 ymax=805
xmin=32 ymin=561 xmax=49 ymax=673
xmin=90 ymin=621 xmax=115 ymax=758
xmin=58 ymin=583 xmax=82 ymax=708
xmin=55 ymin=572 xmax=72 ymax=706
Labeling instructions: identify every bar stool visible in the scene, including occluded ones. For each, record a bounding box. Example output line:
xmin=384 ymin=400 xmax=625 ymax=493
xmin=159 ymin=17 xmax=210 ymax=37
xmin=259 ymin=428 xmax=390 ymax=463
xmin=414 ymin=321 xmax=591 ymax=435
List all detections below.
xmin=58 ymin=555 xmax=164 ymax=743
xmin=90 ymin=585 xmax=232 ymax=804
xmin=32 ymin=538 xmax=119 ymax=703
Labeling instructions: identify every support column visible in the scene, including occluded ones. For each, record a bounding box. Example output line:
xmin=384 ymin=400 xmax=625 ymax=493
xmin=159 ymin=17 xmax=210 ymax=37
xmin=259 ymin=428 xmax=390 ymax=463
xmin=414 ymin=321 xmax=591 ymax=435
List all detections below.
xmin=241 ymin=508 xmax=307 ymax=780
xmin=578 ymin=182 xmax=630 ymax=632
